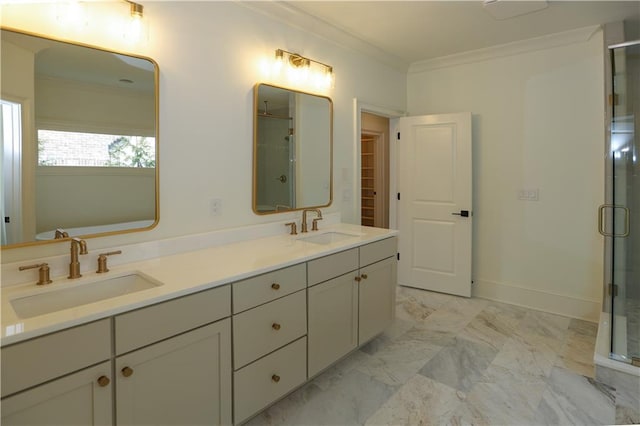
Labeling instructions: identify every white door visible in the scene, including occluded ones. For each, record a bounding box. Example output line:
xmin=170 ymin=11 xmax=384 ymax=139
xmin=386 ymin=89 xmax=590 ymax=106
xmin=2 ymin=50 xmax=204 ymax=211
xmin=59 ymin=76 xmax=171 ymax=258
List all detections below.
xmin=397 ymin=113 xmax=472 ymax=297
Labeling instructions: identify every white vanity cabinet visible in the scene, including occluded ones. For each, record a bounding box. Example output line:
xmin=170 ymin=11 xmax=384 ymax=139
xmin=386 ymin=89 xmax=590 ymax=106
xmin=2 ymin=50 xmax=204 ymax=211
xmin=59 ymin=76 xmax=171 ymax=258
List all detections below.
xmin=232 ymin=264 xmax=308 ymax=424
xmin=116 ymin=319 xmax=232 ymax=426
xmin=1 ymin=286 xmax=232 ymax=426
xmin=1 ymin=361 xmax=113 ymax=426
xmin=1 ymin=320 xmax=112 ymax=426
xmin=307 ymin=237 xmax=397 ymax=378
xmin=114 ymin=285 xmax=232 ymax=426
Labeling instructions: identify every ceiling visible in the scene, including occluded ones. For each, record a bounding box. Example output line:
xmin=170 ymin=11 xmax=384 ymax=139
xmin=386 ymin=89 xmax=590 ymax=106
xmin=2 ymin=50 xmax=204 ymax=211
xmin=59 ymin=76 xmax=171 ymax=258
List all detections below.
xmin=248 ymin=1 xmax=640 ymax=70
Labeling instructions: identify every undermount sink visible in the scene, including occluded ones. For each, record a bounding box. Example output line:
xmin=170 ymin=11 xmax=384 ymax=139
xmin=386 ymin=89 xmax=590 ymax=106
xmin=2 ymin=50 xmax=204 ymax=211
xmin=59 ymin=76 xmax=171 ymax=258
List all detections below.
xmin=10 ymin=273 xmax=163 ymax=319
xmin=297 ymin=231 xmax=360 ymax=245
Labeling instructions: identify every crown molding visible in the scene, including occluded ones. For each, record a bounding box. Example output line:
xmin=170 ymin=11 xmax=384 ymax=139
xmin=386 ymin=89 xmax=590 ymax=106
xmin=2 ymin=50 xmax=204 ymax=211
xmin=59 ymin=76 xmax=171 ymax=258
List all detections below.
xmin=237 ymin=1 xmax=409 ymax=72
xmin=409 ymin=24 xmax=602 ymax=74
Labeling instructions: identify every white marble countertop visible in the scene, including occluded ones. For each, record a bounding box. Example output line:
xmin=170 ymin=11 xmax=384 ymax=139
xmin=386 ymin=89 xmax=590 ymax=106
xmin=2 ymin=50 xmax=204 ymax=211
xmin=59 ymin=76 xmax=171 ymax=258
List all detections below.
xmin=1 ymin=224 xmax=397 ymax=346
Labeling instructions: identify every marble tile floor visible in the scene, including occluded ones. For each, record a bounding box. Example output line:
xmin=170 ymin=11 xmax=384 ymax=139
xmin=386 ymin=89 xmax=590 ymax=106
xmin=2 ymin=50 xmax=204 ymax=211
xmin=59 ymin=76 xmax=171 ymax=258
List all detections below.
xmin=247 ymin=286 xmax=640 ymax=426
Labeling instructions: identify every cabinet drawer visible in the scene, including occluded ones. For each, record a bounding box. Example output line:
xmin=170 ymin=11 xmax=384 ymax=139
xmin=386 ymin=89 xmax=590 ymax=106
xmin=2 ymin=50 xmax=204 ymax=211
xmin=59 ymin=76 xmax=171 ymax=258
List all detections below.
xmin=115 ymin=285 xmax=230 ymax=355
xmin=234 ymin=337 xmax=306 ymax=424
xmin=233 ymin=290 xmax=306 ymax=369
xmin=233 ymin=263 xmax=306 ymax=313
xmin=1 ymin=319 xmax=111 ymax=398
xmin=307 ymin=248 xmax=358 ymax=286
xmin=359 ymin=237 xmax=397 ymax=267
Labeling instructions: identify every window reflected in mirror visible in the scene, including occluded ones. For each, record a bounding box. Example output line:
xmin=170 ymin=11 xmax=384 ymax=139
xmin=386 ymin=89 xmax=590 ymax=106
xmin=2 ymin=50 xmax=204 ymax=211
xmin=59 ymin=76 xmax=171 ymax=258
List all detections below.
xmin=1 ymin=28 xmax=159 ymax=248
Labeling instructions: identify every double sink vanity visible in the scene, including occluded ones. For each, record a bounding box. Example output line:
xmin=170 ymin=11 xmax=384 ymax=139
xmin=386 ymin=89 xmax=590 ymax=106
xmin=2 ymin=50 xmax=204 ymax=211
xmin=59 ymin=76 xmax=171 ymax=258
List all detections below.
xmin=1 ymin=223 xmax=398 ymax=425
xmin=0 ymin=24 xmax=391 ymax=426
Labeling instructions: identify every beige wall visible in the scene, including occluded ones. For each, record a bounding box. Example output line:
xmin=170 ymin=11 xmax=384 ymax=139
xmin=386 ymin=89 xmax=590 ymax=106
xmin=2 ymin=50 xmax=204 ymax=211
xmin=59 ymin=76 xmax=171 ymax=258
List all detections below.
xmin=407 ymin=30 xmax=605 ymax=320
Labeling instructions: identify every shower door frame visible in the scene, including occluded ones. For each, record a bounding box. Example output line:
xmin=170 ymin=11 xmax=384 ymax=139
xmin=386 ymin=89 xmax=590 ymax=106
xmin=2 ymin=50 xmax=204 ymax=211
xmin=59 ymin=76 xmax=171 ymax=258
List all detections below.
xmin=604 ymin=39 xmax=640 ymax=366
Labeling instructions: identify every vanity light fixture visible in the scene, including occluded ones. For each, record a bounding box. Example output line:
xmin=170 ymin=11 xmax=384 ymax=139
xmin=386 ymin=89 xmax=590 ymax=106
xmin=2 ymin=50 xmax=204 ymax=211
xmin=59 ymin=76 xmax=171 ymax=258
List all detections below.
xmin=126 ymin=0 xmax=144 ymax=19
xmin=122 ymin=0 xmax=147 ymax=44
xmin=273 ymin=49 xmax=334 ymax=90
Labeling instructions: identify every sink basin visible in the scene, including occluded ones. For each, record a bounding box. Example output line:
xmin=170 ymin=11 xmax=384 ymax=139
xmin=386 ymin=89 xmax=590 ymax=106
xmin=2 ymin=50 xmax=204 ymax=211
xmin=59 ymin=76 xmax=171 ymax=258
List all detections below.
xmin=10 ymin=273 xmax=163 ymax=319
xmin=298 ymin=231 xmax=360 ymax=245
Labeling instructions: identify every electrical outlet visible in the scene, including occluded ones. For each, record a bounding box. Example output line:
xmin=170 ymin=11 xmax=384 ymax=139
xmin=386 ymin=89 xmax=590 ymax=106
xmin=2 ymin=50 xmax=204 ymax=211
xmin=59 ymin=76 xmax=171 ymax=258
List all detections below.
xmin=210 ymin=198 xmax=222 ymax=216
xmin=517 ymin=189 xmax=539 ymax=201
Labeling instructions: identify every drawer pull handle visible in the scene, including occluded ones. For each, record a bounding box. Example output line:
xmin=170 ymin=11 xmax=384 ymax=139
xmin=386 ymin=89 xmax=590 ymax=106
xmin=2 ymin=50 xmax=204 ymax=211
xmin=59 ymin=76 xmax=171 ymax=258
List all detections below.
xmin=355 ymin=276 xmax=362 ymax=282
xmin=271 ymin=283 xmax=281 ymax=290
xmin=272 ymin=374 xmax=281 ymax=383
xmin=97 ymin=376 xmax=110 ymax=387
xmin=361 ymin=274 xmax=368 ymax=280
xmin=121 ymin=366 xmax=134 ymax=377
xmin=272 ymin=323 xmax=281 ymax=330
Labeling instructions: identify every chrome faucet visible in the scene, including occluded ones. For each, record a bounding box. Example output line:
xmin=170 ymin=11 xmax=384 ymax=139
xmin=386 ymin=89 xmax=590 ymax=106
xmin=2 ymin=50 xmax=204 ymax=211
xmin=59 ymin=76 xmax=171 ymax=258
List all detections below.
xmin=301 ymin=209 xmax=323 ymax=233
xmin=69 ymin=238 xmax=88 ymax=279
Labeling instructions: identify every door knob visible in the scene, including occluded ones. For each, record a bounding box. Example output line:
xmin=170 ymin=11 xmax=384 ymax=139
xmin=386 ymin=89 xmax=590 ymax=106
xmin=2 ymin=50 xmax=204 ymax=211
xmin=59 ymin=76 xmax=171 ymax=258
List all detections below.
xmin=121 ymin=366 xmax=134 ymax=377
xmin=451 ymin=210 xmax=470 ymax=217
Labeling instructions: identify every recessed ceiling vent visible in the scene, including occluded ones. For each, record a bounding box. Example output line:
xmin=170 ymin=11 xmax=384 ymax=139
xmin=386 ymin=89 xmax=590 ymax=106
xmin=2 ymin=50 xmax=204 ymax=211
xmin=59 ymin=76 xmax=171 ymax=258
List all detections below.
xmin=482 ymin=0 xmax=548 ymax=20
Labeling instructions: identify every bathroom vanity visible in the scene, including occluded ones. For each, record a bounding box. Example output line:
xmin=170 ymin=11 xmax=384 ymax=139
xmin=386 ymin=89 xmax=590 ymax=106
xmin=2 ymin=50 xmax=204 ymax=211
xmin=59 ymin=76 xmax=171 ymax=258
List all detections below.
xmin=0 ymin=225 xmax=397 ymax=425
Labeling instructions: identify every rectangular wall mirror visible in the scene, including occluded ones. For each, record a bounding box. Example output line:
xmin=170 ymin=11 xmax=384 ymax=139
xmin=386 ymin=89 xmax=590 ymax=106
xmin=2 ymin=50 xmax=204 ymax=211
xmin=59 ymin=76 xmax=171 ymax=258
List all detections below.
xmin=1 ymin=28 xmax=159 ymax=248
xmin=253 ymin=83 xmax=332 ymax=214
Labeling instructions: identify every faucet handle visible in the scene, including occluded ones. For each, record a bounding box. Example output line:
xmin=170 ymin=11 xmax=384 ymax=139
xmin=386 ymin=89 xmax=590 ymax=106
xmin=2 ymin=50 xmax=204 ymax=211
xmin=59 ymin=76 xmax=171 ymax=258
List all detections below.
xmin=285 ymin=222 xmax=297 ymax=235
xmin=19 ymin=263 xmax=53 ymax=285
xmin=97 ymin=250 xmax=122 ymax=273
xmin=312 ymin=217 xmax=323 ymax=231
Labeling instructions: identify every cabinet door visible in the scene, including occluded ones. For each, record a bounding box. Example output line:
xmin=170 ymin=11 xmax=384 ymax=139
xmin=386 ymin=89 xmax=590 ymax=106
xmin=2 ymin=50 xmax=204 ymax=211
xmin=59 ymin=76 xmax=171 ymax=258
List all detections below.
xmin=308 ymin=273 xmax=358 ymax=377
xmin=359 ymin=256 xmax=397 ymax=344
xmin=1 ymin=361 xmax=112 ymax=426
xmin=116 ymin=319 xmax=232 ymax=426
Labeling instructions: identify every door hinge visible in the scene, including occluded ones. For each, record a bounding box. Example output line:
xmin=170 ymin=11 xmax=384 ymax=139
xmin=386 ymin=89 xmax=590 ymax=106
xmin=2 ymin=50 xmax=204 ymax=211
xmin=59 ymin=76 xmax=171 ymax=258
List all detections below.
xmin=397 ymin=132 xmax=400 ymax=140
xmin=608 ymin=93 xmax=619 ymax=106
xmin=397 ymin=252 xmax=400 ymax=261
xmin=608 ymin=283 xmax=619 ymax=297
xmin=397 ymin=193 xmax=401 ymax=201
xmin=4 ymin=217 xmax=9 ymax=223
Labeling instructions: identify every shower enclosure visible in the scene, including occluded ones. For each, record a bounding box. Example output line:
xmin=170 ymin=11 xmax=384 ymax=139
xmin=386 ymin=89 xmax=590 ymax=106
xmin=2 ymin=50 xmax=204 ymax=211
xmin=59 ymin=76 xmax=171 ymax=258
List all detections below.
xmin=604 ymin=40 xmax=640 ymax=366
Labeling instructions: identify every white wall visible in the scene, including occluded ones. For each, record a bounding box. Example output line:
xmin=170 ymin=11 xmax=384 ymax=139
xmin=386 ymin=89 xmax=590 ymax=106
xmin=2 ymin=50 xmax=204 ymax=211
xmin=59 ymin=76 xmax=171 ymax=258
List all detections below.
xmin=1 ymin=2 xmax=406 ymax=262
xmin=407 ymin=29 xmax=605 ymax=320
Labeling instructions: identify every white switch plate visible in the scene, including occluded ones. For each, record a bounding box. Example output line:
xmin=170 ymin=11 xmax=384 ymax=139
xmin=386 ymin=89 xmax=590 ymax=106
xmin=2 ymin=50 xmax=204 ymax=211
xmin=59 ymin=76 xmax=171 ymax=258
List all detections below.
xmin=518 ymin=189 xmax=539 ymax=201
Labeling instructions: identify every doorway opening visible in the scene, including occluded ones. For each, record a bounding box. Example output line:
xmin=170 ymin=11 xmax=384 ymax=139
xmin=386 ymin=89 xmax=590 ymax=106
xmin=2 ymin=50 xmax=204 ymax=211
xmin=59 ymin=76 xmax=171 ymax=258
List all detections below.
xmin=360 ymin=112 xmax=389 ymax=228
xmin=1 ymin=99 xmax=23 ymax=245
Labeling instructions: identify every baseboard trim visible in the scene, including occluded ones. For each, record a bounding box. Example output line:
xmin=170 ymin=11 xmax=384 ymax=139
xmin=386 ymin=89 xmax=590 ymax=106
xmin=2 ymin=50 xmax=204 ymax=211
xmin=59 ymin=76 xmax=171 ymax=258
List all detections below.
xmin=473 ymin=279 xmax=601 ymax=322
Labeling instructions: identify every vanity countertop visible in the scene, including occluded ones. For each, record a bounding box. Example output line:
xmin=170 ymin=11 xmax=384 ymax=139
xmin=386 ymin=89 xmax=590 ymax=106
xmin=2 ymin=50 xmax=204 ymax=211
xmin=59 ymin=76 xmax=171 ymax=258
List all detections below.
xmin=1 ymin=224 xmax=397 ymax=346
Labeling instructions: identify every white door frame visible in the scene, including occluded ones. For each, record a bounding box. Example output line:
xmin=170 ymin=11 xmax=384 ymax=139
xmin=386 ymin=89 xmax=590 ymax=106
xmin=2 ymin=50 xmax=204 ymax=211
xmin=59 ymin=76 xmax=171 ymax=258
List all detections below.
xmin=353 ymin=99 xmax=405 ymax=228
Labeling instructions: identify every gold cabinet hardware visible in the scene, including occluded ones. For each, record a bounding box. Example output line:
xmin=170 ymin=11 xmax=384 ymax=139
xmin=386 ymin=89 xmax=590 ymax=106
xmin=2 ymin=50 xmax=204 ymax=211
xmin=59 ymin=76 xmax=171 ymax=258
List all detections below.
xmin=97 ymin=376 xmax=110 ymax=387
xmin=361 ymin=274 xmax=368 ymax=280
xmin=311 ymin=217 xmax=323 ymax=231
xmin=285 ymin=222 xmax=297 ymax=235
xmin=271 ymin=283 xmax=281 ymax=290
xmin=96 ymin=250 xmax=123 ymax=273
xmin=355 ymin=276 xmax=362 ymax=282
xmin=121 ymin=366 xmax=134 ymax=377
xmin=271 ymin=374 xmax=280 ymax=383
xmin=18 ymin=263 xmax=53 ymax=285
xmin=272 ymin=323 xmax=281 ymax=330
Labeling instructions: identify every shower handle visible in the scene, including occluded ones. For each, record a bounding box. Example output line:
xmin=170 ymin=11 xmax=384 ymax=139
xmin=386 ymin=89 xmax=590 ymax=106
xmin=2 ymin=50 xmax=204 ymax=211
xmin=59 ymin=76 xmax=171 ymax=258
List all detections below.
xmin=598 ymin=204 xmax=630 ymax=237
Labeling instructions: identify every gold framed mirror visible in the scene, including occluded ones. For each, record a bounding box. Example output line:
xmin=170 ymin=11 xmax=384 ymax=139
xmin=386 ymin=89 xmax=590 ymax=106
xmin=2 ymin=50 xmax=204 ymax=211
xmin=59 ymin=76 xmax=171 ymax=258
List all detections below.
xmin=1 ymin=28 xmax=159 ymax=248
xmin=253 ymin=83 xmax=332 ymax=214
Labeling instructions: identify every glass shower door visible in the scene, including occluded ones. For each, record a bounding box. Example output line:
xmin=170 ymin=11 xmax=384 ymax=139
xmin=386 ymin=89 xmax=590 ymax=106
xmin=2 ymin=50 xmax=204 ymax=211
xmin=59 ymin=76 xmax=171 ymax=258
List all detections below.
xmin=608 ymin=41 xmax=639 ymax=365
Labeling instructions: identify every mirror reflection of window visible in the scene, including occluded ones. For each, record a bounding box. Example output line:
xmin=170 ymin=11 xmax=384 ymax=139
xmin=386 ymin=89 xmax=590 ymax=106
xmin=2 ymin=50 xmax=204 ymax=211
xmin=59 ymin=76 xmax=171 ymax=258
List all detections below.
xmin=37 ymin=130 xmax=155 ymax=167
xmin=1 ymin=28 xmax=159 ymax=247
